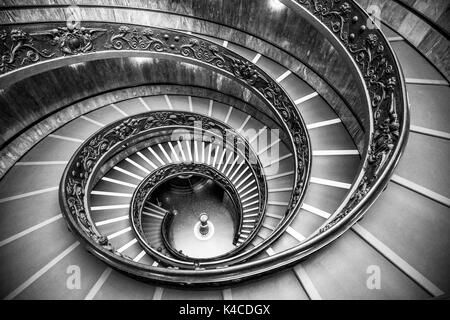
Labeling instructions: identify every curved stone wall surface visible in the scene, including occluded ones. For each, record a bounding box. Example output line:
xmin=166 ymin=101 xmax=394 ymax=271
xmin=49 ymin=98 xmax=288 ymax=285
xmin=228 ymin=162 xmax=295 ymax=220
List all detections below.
xmin=0 ymin=0 xmax=369 ymax=136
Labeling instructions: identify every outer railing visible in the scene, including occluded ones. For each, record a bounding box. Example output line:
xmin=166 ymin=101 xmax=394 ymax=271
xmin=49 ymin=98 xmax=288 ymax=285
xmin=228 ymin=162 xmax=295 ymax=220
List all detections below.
xmin=5 ymin=0 xmax=408 ymax=284
xmin=48 ymin=25 xmax=312 ymax=272
xmin=283 ymin=0 xmax=408 ymax=237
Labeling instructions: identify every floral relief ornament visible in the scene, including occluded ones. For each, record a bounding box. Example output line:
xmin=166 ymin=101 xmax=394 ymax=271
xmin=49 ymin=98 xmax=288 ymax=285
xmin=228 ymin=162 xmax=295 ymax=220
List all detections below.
xmin=0 ymin=29 xmax=54 ymax=72
xmin=0 ymin=22 xmax=107 ymax=72
xmin=32 ymin=22 xmax=107 ymax=55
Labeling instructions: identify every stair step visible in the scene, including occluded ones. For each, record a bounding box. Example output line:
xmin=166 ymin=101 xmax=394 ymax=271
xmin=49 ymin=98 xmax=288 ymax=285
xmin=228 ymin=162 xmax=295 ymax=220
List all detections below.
xmin=142 ymin=211 xmax=165 ymax=219
xmin=146 ymin=202 xmax=168 ymax=214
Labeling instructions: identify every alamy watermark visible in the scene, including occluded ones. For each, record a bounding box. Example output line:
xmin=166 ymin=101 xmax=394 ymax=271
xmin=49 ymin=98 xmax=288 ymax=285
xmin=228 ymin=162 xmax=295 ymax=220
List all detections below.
xmin=169 ymin=121 xmax=283 ymax=176
xmin=66 ymin=265 xmax=81 ymax=290
xmin=366 ymin=265 xmax=381 ymax=290
xmin=366 ymin=5 xmax=382 ymax=30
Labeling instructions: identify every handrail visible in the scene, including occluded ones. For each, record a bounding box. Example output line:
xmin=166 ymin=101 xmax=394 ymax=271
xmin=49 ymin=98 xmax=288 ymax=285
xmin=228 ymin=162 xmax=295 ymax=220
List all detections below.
xmin=61 ymin=109 xmax=304 ymax=269
xmin=284 ymin=0 xmax=407 ymax=235
xmin=0 ymin=23 xmax=310 ymax=199
xmin=133 ymin=163 xmax=246 ymax=266
xmin=57 ymin=25 xmax=312 ymax=274
xmin=49 ymin=0 xmax=409 ymax=285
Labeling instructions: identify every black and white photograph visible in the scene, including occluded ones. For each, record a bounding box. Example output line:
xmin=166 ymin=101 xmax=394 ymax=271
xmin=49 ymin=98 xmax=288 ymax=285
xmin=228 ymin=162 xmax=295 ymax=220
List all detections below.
xmin=0 ymin=0 xmax=448 ymax=311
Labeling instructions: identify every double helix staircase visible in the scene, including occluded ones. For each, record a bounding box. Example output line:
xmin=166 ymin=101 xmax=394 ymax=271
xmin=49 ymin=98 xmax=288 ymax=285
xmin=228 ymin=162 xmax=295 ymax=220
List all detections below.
xmin=0 ymin=0 xmax=448 ymax=300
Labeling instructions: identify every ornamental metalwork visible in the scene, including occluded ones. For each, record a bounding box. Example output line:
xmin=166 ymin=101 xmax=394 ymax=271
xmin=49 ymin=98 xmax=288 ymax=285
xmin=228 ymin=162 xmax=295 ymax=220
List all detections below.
xmin=1 ymin=25 xmax=310 ymax=220
xmin=130 ymin=162 xmax=250 ymax=265
xmin=293 ymin=0 xmax=405 ymax=233
xmin=3 ymin=0 xmax=407 ymax=283
xmin=0 ymin=24 xmax=106 ymax=71
xmin=0 ymin=29 xmax=54 ymax=72
xmin=106 ymin=26 xmax=164 ymax=51
xmin=34 ymin=24 xmax=107 ymax=55
xmin=61 ymin=110 xmax=275 ymax=268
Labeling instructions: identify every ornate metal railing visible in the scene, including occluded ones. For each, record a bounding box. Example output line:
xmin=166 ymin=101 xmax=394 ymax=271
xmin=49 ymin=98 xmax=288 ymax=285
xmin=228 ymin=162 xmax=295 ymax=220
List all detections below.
xmin=132 ymin=163 xmax=247 ymax=265
xmin=0 ymin=24 xmax=310 ymax=203
xmin=284 ymin=0 xmax=408 ymax=238
xmin=4 ymin=0 xmax=407 ymax=284
xmin=61 ymin=110 xmax=303 ymax=270
xmin=45 ymin=23 xmax=314 ymax=274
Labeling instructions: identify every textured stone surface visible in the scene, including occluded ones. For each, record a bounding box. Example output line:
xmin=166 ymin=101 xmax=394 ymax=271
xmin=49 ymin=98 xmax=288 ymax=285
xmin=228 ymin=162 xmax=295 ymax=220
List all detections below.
xmin=395 ymin=0 xmax=449 ymax=34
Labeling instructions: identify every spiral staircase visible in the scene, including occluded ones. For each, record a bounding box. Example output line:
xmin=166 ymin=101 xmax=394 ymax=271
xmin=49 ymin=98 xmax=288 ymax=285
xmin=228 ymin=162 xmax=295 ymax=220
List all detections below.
xmin=0 ymin=0 xmax=448 ymax=300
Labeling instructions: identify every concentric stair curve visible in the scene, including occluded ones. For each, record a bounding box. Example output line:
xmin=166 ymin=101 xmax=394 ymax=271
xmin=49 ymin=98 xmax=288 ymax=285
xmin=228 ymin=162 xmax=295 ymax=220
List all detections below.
xmin=0 ymin=0 xmax=447 ymax=301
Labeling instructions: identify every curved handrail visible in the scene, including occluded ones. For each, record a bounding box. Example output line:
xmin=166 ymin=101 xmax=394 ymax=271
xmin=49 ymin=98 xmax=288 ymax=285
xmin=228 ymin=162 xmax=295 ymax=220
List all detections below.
xmin=56 ymin=25 xmax=313 ymax=271
xmin=3 ymin=24 xmax=311 ymax=207
xmin=283 ymin=0 xmax=408 ymax=235
xmin=132 ymin=163 xmax=247 ymax=265
xmin=50 ymin=0 xmax=409 ymax=285
xmin=61 ymin=109 xmax=305 ymax=269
